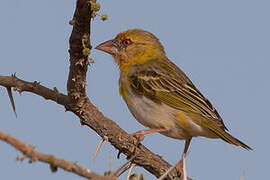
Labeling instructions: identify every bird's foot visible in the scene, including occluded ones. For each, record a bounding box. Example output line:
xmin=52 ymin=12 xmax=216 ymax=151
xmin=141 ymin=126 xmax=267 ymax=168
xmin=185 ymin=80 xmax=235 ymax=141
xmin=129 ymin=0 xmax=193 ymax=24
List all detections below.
xmin=130 ymin=128 xmax=167 ymax=146
xmin=130 ymin=131 xmax=145 ymax=144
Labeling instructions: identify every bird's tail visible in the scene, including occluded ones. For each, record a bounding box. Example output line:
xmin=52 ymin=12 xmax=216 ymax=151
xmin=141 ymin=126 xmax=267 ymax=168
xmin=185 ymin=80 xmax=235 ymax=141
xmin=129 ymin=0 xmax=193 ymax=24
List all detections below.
xmin=202 ymin=119 xmax=252 ymax=150
xmin=190 ymin=112 xmax=253 ymax=150
xmin=209 ymin=126 xmax=252 ymax=150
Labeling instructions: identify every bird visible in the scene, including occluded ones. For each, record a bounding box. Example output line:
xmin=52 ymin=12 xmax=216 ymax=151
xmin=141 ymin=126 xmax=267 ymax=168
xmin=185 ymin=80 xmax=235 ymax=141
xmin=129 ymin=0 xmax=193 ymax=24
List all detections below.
xmin=95 ymin=29 xmax=252 ymax=178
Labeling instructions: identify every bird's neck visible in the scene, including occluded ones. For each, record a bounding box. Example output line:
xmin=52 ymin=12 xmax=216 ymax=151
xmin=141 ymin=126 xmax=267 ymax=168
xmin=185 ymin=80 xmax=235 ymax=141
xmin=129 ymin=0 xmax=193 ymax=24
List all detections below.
xmin=116 ymin=53 xmax=166 ymax=73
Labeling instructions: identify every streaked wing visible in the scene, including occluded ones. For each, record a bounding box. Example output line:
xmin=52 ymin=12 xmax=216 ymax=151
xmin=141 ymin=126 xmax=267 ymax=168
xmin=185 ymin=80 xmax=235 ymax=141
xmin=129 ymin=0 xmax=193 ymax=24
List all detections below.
xmin=128 ymin=59 xmax=227 ymax=130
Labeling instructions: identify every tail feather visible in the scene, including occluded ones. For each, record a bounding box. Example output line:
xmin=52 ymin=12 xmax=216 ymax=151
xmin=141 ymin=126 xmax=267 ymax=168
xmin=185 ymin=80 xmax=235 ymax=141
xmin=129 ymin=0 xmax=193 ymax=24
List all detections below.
xmin=194 ymin=115 xmax=253 ymax=150
xmin=208 ymin=127 xmax=252 ymax=150
xmin=188 ymin=112 xmax=252 ymax=150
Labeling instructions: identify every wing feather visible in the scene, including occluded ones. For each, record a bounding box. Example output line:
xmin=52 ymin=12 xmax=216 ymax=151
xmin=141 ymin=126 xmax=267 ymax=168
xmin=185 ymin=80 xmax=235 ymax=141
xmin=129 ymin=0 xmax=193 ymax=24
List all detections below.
xmin=128 ymin=59 xmax=227 ymax=130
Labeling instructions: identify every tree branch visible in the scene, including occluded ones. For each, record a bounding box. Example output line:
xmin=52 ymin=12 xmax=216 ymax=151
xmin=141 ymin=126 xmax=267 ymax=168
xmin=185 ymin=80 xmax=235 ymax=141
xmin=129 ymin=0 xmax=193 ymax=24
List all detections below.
xmin=0 ymin=131 xmax=116 ymax=180
xmin=0 ymin=0 xmax=184 ymax=179
xmin=0 ymin=73 xmax=179 ymax=179
xmin=0 ymin=75 xmax=70 ymax=107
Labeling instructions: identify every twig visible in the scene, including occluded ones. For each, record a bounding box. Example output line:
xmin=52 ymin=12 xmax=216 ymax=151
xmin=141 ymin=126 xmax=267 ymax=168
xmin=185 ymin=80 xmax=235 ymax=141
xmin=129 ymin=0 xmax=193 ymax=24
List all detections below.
xmin=0 ymin=75 xmax=70 ymax=107
xmin=0 ymin=131 xmax=116 ymax=180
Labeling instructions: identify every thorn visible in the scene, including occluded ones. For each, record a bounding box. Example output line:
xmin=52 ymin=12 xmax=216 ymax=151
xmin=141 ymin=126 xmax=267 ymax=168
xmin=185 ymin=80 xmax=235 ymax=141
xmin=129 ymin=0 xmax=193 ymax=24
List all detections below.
xmin=103 ymin=136 xmax=108 ymax=141
xmin=128 ymin=173 xmax=138 ymax=180
xmin=93 ymin=138 xmax=105 ymax=162
xmin=127 ymin=163 xmax=136 ymax=180
xmin=50 ymin=164 xmax=58 ymax=173
xmin=16 ymin=155 xmax=26 ymax=161
xmin=6 ymin=87 xmax=17 ymax=117
xmin=114 ymin=162 xmax=131 ymax=178
xmin=157 ymin=155 xmax=183 ymax=180
xmin=88 ymin=58 xmax=95 ymax=65
xmin=109 ymin=152 xmax=113 ymax=172
xmin=69 ymin=19 xmax=76 ymax=25
xmin=80 ymin=119 xmax=87 ymax=127
xmin=33 ymin=81 xmax=40 ymax=86
xmin=53 ymin=87 xmax=59 ymax=93
xmin=117 ymin=150 xmax=122 ymax=159
xmin=139 ymin=173 xmax=144 ymax=180
xmin=113 ymin=155 xmax=136 ymax=177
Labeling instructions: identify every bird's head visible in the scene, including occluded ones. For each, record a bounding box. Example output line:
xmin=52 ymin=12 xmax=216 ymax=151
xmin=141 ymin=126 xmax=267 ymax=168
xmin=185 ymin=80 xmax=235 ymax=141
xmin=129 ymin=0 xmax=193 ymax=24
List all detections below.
xmin=95 ymin=29 xmax=166 ymax=71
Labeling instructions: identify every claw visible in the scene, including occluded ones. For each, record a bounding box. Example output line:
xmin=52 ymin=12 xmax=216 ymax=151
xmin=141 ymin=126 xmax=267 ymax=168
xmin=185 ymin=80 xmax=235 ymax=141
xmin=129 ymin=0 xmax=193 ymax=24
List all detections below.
xmin=130 ymin=128 xmax=167 ymax=146
xmin=130 ymin=132 xmax=145 ymax=144
xmin=93 ymin=138 xmax=105 ymax=162
xmin=6 ymin=87 xmax=17 ymax=117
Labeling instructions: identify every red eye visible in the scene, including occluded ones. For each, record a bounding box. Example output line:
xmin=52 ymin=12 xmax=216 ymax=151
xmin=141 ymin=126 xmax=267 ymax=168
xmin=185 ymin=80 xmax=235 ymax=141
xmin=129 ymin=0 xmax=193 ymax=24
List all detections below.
xmin=122 ymin=39 xmax=132 ymax=46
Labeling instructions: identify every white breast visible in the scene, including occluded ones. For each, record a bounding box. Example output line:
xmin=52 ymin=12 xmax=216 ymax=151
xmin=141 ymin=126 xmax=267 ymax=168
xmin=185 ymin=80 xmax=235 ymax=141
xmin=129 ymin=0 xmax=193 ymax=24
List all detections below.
xmin=123 ymin=86 xmax=190 ymax=139
xmin=127 ymin=95 xmax=175 ymax=128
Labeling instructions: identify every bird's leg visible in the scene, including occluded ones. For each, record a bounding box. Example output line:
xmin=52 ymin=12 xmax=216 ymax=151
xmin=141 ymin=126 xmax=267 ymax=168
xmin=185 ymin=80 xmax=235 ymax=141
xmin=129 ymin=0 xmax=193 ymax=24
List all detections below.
xmin=158 ymin=138 xmax=192 ymax=180
xmin=131 ymin=128 xmax=168 ymax=143
xmin=176 ymin=138 xmax=191 ymax=179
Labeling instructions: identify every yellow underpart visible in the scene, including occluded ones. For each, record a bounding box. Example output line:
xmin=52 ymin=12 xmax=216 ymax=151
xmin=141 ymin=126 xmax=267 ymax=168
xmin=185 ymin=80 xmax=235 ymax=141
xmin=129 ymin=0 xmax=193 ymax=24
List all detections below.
xmin=176 ymin=113 xmax=191 ymax=136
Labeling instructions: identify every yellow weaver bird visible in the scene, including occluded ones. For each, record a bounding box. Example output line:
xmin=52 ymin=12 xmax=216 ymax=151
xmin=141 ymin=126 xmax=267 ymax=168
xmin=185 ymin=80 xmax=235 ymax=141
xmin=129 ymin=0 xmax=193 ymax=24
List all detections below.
xmin=96 ymin=29 xmax=252 ymax=177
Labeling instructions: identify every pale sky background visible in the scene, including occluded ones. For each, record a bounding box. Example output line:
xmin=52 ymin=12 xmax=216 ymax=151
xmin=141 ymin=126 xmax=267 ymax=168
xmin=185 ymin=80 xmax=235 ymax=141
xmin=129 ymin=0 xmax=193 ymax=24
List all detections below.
xmin=0 ymin=0 xmax=269 ymax=180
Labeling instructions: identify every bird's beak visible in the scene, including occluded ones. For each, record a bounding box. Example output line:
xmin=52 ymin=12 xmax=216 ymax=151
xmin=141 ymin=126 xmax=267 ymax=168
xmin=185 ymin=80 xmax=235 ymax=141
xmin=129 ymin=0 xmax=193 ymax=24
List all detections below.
xmin=95 ymin=40 xmax=119 ymax=56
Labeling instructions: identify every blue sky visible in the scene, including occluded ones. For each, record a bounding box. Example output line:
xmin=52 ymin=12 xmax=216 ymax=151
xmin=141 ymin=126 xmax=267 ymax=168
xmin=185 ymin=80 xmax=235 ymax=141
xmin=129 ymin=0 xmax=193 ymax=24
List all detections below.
xmin=0 ymin=0 xmax=269 ymax=179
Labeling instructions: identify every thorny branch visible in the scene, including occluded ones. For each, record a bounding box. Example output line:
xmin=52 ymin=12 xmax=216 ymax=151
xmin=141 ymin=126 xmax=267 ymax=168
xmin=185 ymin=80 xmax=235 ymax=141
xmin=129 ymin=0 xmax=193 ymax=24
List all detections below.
xmin=0 ymin=131 xmax=116 ymax=180
xmin=0 ymin=0 xmax=186 ymax=179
